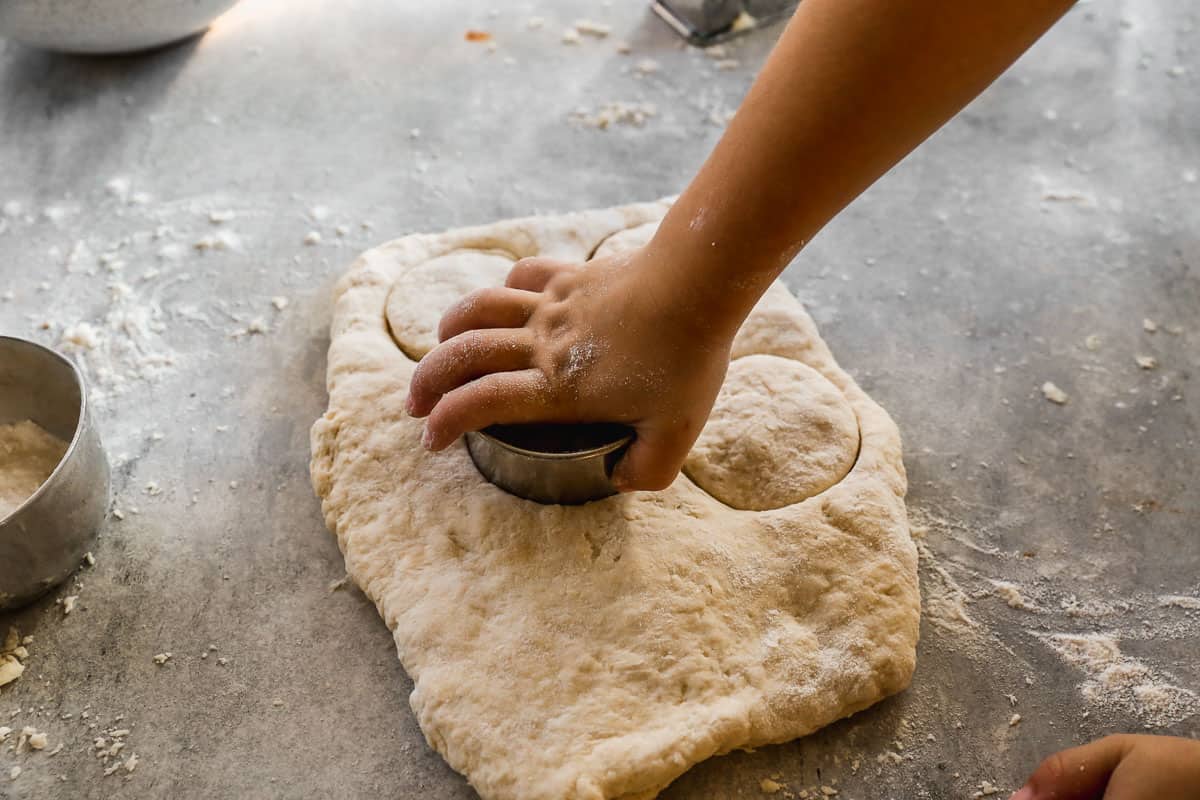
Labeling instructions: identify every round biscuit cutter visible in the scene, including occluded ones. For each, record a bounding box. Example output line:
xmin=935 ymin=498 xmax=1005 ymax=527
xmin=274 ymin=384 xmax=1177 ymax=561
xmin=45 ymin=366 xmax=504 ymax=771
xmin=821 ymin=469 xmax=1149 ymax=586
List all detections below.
xmin=465 ymin=423 xmax=634 ymax=505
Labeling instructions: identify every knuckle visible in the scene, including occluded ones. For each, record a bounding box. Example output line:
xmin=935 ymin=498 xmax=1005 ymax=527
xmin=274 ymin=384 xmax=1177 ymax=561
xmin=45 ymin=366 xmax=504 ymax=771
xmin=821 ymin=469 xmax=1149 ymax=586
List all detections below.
xmin=507 ymin=257 xmax=543 ymax=282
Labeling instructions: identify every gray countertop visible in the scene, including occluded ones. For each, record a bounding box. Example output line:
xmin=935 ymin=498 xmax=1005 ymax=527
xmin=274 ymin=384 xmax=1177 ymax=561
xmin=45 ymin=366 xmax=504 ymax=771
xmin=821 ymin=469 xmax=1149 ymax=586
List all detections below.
xmin=0 ymin=1 xmax=1197 ymax=798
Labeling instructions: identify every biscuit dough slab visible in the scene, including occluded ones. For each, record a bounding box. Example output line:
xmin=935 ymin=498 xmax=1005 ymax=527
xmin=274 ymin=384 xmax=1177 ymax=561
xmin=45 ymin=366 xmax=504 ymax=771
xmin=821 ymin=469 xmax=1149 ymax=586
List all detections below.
xmin=310 ymin=199 xmax=919 ymax=800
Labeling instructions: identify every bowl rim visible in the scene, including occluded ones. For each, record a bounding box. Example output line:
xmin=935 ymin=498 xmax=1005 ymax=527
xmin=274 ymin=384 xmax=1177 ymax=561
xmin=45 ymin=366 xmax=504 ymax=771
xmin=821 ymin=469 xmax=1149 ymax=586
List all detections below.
xmin=0 ymin=335 xmax=89 ymax=527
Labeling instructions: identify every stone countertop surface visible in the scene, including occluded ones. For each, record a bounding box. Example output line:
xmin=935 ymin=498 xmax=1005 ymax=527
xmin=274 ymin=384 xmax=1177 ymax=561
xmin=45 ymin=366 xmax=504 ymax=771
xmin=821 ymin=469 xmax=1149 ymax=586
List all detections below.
xmin=0 ymin=1 xmax=1197 ymax=798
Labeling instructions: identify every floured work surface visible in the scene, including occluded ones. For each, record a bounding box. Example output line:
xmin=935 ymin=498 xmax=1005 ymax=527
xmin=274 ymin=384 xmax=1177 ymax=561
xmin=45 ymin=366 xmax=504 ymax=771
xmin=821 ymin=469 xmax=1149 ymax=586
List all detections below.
xmin=310 ymin=200 xmax=919 ymax=800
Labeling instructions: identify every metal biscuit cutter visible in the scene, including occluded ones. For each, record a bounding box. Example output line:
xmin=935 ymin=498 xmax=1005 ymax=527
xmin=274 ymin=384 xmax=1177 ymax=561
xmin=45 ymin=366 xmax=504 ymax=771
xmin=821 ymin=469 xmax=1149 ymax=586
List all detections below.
xmin=465 ymin=423 xmax=634 ymax=506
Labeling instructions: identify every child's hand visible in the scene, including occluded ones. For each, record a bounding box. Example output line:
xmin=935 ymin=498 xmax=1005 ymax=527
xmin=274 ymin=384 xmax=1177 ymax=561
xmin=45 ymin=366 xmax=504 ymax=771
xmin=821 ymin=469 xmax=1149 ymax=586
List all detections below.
xmin=405 ymin=249 xmax=736 ymax=491
xmin=1011 ymin=734 xmax=1200 ymax=800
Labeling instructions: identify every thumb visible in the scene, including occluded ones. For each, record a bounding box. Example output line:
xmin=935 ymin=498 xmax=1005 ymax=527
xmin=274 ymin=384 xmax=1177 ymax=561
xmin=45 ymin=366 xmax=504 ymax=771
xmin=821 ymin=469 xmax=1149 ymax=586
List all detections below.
xmin=1013 ymin=735 xmax=1133 ymax=800
xmin=610 ymin=427 xmax=694 ymax=493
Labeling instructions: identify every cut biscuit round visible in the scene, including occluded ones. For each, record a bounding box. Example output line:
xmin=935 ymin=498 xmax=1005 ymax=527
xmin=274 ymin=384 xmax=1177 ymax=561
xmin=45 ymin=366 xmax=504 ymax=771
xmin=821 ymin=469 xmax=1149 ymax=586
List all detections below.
xmin=685 ymin=354 xmax=859 ymax=510
xmin=385 ymin=250 xmax=516 ymax=360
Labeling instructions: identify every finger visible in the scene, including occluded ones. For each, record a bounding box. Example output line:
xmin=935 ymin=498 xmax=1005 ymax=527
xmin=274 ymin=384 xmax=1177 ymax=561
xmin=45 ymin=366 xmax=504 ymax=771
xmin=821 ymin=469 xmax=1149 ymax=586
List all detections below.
xmin=610 ymin=426 xmax=697 ymax=493
xmin=422 ymin=369 xmax=556 ymax=450
xmin=1102 ymin=736 xmax=1200 ymax=800
xmin=1012 ymin=735 xmax=1133 ymax=800
xmin=505 ymin=257 xmax=566 ymax=292
xmin=438 ymin=287 xmax=538 ymax=343
xmin=407 ymin=330 xmax=533 ymax=418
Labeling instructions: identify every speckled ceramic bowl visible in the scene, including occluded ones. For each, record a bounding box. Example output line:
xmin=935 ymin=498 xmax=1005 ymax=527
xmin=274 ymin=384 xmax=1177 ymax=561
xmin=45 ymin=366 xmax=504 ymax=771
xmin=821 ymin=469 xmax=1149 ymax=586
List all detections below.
xmin=0 ymin=0 xmax=239 ymax=54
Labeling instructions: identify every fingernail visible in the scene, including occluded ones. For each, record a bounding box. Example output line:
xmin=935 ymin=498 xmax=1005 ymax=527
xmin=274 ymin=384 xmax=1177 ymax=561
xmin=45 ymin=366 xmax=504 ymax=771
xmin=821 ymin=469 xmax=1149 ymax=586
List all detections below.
xmin=404 ymin=393 xmax=415 ymax=414
xmin=1009 ymin=787 xmax=1034 ymax=800
xmin=421 ymin=424 xmax=434 ymax=449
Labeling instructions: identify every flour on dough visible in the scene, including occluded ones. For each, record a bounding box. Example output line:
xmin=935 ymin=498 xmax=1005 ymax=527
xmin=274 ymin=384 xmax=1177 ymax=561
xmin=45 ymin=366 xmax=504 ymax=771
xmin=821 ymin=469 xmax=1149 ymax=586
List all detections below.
xmin=0 ymin=420 xmax=68 ymax=519
xmin=311 ymin=199 xmax=918 ymax=800
xmin=684 ymin=354 xmax=860 ymax=511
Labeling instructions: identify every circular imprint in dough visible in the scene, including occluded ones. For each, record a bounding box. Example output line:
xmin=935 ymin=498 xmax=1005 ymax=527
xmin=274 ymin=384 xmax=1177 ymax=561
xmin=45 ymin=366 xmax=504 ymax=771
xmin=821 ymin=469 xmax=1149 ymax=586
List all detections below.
xmin=591 ymin=221 xmax=659 ymax=260
xmin=385 ymin=250 xmax=516 ymax=360
xmin=684 ymin=354 xmax=860 ymax=511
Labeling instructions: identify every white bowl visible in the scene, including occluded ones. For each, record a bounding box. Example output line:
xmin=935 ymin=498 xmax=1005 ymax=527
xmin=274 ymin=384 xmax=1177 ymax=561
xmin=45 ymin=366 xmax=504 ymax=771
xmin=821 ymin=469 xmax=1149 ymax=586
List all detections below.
xmin=0 ymin=0 xmax=239 ymax=54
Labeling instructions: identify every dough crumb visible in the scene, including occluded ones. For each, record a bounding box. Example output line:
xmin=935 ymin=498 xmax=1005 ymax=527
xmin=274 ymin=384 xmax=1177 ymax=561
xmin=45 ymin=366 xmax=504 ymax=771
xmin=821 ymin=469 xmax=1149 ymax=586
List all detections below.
xmin=105 ymin=176 xmax=132 ymax=201
xmin=0 ymin=657 xmax=24 ymax=687
xmin=759 ymin=778 xmax=784 ymax=793
xmin=9 ymin=766 xmax=19 ymax=781
xmin=574 ymin=19 xmax=611 ymax=37
xmin=29 ymin=731 xmax=48 ymax=750
xmin=84 ymin=551 xmax=96 ymax=567
xmin=61 ymin=322 xmax=101 ymax=351
xmin=271 ymin=296 xmax=289 ymax=311
xmin=568 ymin=101 xmax=657 ymax=129
xmin=194 ymin=230 xmax=241 ymax=251
xmin=526 ymin=16 xmax=544 ymax=30
xmin=62 ymin=595 xmax=78 ymax=615
xmin=1135 ymin=355 xmax=1158 ymax=370
xmin=208 ymin=209 xmax=235 ymax=224
xmin=1084 ymin=334 xmax=1102 ymax=350
xmin=0 ymin=628 xmax=26 ymax=686
xmin=1009 ymin=713 xmax=1022 ymax=727
xmin=974 ymin=781 xmax=1001 ymax=797
xmin=991 ymin=580 xmax=1031 ymax=610
xmin=152 ymin=652 xmax=172 ymax=665
xmin=1041 ymin=381 xmax=1069 ymax=405
xmin=561 ymin=27 xmax=581 ymax=44
xmin=634 ymin=59 xmax=660 ymax=76
xmin=303 ymin=231 xmax=322 ymax=246
xmin=1142 ymin=318 xmax=1157 ymax=333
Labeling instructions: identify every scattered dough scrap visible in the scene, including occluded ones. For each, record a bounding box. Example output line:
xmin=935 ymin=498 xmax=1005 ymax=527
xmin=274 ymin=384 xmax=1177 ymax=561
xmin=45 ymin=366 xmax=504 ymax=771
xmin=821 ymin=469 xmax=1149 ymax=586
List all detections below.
xmin=311 ymin=200 xmax=918 ymax=800
xmin=1041 ymin=382 xmax=1069 ymax=405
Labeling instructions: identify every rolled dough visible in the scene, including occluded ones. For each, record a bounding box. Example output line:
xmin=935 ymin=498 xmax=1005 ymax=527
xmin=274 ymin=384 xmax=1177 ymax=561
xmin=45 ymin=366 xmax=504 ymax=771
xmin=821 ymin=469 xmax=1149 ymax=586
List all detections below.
xmin=310 ymin=199 xmax=919 ymax=800
xmin=0 ymin=420 xmax=68 ymax=519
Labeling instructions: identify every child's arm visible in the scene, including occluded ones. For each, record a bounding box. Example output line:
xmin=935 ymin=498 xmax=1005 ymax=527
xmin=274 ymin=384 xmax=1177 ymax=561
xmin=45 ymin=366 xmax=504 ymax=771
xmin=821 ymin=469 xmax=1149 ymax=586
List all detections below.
xmin=408 ymin=0 xmax=1076 ymax=491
